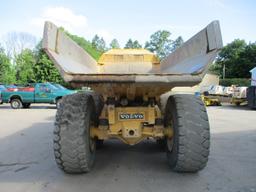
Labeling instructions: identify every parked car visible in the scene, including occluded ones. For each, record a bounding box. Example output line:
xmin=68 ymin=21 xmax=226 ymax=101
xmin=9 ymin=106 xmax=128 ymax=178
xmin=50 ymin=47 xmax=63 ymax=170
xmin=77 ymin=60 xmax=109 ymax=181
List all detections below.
xmin=6 ymin=84 xmax=18 ymax=92
xmin=0 ymin=85 xmax=7 ymax=104
xmin=1 ymin=82 xmax=76 ymax=109
xmin=52 ymin=83 xmax=68 ymax=90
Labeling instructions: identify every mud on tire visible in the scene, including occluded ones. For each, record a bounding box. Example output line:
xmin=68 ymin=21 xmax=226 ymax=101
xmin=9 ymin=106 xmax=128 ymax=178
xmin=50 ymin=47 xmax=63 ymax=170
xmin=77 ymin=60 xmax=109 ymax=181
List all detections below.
xmin=54 ymin=92 xmax=97 ymax=173
xmin=165 ymin=94 xmax=210 ymax=172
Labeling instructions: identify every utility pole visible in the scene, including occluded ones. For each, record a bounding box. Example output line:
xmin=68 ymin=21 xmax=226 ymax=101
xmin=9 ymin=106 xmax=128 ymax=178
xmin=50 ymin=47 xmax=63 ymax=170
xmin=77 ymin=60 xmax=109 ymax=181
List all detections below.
xmin=223 ymin=63 xmax=226 ymax=79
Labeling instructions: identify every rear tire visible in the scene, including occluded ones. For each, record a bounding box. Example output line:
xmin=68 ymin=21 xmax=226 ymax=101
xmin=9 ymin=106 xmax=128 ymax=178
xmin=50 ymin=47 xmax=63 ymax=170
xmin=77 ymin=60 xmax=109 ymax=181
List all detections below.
xmin=10 ymin=99 xmax=22 ymax=109
xmin=165 ymin=94 xmax=210 ymax=172
xmin=54 ymin=93 xmax=96 ymax=173
xmin=89 ymin=92 xmax=104 ymax=119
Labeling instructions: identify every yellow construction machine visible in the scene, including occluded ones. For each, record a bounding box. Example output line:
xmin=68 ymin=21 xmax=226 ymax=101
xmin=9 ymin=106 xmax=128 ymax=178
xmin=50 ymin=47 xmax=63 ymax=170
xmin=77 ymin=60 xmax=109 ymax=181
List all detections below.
xmin=43 ymin=21 xmax=222 ymax=173
xmin=201 ymin=92 xmax=221 ymax=106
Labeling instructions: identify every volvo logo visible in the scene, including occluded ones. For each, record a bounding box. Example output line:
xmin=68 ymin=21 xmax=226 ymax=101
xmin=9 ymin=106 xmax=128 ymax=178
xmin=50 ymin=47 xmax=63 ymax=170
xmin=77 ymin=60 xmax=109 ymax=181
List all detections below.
xmin=119 ymin=113 xmax=144 ymax=120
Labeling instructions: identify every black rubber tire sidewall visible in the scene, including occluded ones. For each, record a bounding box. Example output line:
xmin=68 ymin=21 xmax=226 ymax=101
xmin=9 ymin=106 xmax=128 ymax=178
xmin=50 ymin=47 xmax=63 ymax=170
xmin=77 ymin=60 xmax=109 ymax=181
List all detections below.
xmin=165 ymin=96 xmax=179 ymax=167
xmin=54 ymin=93 xmax=96 ymax=173
xmin=164 ymin=94 xmax=210 ymax=172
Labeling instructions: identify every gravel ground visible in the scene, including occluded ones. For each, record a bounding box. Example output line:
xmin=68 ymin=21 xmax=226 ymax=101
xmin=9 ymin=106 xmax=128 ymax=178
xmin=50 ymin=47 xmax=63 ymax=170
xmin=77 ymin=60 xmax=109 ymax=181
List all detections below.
xmin=0 ymin=103 xmax=255 ymax=192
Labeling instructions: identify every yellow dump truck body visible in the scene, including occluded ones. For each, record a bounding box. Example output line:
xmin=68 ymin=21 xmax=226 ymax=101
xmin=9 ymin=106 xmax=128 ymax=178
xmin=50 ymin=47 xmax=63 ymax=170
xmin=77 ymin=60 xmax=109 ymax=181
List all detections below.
xmin=43 ymin=21 xmax=222 ymax=99
xmin=45 ymin=21 xmax=223 ymax=174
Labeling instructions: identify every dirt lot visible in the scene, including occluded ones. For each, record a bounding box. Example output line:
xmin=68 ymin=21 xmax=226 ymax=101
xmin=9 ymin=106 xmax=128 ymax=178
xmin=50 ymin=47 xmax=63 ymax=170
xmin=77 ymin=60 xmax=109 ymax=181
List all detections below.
xmin=0 ymin=103 xmax=255 ymax=192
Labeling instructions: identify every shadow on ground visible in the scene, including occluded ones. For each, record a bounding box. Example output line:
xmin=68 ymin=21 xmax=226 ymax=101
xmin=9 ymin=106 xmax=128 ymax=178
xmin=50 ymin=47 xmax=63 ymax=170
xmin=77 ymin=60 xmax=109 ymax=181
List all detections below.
xmin=0 ymin=113 xmax=255 ymax=192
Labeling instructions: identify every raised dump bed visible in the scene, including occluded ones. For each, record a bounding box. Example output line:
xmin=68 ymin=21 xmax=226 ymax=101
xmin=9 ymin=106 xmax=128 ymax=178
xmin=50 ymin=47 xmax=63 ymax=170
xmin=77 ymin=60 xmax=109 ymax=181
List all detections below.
xmin=43 ymin=21 xmax=222 ymax=98
xmin=43 ymin=21 xmax=222 ymax=174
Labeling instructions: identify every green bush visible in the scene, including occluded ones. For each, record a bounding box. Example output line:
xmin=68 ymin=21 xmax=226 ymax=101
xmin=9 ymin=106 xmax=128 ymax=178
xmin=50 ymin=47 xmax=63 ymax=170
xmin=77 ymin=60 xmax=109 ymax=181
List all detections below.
xmin=219 ymin=78 xmax=250 ymax=87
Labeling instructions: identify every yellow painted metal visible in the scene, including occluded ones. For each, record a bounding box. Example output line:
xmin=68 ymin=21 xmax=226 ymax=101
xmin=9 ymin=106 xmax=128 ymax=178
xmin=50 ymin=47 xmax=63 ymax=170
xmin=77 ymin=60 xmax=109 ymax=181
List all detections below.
xmin=98 ymin=49 xmax=160 ymax=64
xmin=164 ymin=126 xmax=174 ymax=138
xmin=90 ymin=105 xmax=173 ymax=145
xmin=201 ymin=95 xmax=221 ymax=106
xmin=91 ymin=83 xmax=171 ymax=102
xmin=98 ymin=49 xmax=160 ymax=74
xmin=230 ymin=97 xmax=247 ymax=106
xmin=107 ymin=105 xmax=116 ymax=124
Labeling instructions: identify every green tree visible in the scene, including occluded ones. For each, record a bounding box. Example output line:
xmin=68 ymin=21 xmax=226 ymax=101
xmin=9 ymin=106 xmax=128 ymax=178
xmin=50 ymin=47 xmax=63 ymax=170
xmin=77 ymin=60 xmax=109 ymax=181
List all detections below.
xmin=231 ymin=42 xmax=256 ymax=78
xmin=124 ymin=39 xmax=142 ymax=49
xmin=124 ymin=39 xmax=133 ymax=48
xmin=97 ymin=37 xmax=107 ymax=52
xmin=145 ymin=30 xmax=183 ymax=59
xmin=0 ymin=45 xmax=16 ymax=84
xmin=33 ymin=41 xmax=64 ymax=84
xmin=91 ymin=35 xmax=106 ymax=52
xmin=132 ymin=40 xmax=142 ymax=49
xmin=15 ymin=49 xmax=36 ymax=84
xmin=172 ymin=36 xmax=184 ymax=51
xmin=92 ymin=35 xmax=100 ymax=49
xmin=210 ymin=39 xmax=256 ymax=78
xmin=109 ymin=39 xmax=120 ymax=49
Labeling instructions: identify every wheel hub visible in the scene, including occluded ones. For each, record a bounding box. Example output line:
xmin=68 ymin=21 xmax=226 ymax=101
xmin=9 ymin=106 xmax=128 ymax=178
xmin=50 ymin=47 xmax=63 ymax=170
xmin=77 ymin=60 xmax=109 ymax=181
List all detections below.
xmin=12 ymin=101 xmax=19 ymax=108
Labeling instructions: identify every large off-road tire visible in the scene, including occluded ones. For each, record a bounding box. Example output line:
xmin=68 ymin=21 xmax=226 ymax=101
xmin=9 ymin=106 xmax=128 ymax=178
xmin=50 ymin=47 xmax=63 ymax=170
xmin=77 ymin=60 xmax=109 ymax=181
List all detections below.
xmin=88 ymin=92 xmax=104 ymax=119
xmin=88 ymin=92 xmax=105 ymax=147
xmin=10 ymin=99 xmax=22 ymax=109
xmin=54 ymin=93 xmax=96 ymax=173
xmin=165 ymin=94 xmax=210 ymax=172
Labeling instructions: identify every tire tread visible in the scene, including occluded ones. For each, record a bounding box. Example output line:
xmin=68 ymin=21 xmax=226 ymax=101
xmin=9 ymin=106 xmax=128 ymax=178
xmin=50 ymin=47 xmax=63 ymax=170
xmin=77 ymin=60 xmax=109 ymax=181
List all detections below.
xmin=54 ymin=92 xmax=95 ymax=173
xmin=166 ymin=94 xmax=210 ymax=172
